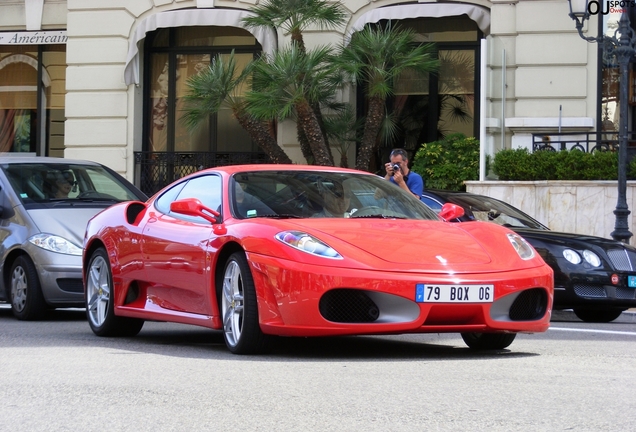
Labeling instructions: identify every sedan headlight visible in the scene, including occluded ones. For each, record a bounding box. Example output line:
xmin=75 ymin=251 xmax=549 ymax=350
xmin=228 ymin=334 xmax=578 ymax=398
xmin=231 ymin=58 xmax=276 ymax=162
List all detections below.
xmin=275 ymin=231 xmax=341 ymax=259
xmin=583 ymin=250 xmax=602 ymax=267
xmin=507 ymin=233 xmax=535 ymax=260
xmin=563 ymin=249 xmax=582 ymax=264
xmin=28 ymin=233 xmax=83 ymax=256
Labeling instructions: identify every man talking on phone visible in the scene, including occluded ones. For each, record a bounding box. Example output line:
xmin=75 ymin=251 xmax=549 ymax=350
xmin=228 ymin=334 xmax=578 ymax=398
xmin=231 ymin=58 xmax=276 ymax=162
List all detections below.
xmin=383 ymin=148 xmax=424 ymax=199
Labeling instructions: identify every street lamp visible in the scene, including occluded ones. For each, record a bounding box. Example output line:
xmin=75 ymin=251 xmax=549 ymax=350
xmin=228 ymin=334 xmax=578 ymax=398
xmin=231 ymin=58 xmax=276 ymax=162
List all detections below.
xmin=568 ymin=0 xmax=634 ymax=243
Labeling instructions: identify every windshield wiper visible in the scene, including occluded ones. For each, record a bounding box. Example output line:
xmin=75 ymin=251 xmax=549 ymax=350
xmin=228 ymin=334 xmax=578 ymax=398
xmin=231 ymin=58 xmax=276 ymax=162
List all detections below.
xmin=246 ymin=213 xmax=301 ymax=219
xmin=350 ymin=214 xmax=406 ymax=219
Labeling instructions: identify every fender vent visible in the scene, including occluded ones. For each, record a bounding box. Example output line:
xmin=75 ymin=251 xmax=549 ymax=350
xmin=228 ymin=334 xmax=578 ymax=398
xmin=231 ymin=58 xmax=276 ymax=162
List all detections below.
xmin=319 ymin=289 xmax=380 ymax=323
xmin=509 ymin=288 xmax=548 ymax=321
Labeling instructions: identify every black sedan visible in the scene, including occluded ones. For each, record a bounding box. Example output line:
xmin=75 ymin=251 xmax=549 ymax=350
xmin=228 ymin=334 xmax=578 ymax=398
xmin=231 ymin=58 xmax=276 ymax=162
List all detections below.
xmin=421 ymin=189 xmax=636 ymax=322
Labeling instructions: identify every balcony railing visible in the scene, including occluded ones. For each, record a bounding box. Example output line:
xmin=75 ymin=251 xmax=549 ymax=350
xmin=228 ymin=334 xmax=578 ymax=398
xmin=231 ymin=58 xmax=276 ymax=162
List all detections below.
xmin=134 ymin=151 xmax=271 ymax=196
xmin=531 ymin=131 xmax=636 ymax=153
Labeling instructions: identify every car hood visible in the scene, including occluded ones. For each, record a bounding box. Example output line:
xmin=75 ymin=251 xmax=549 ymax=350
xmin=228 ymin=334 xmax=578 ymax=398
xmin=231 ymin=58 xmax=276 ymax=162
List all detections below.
xmin=27 ymin=207 xmax=107 ymax=247
xmin=279 ymin=219 xmax=533 ymax=270
xmin=510 ymin=227 xmax=634 ymax=250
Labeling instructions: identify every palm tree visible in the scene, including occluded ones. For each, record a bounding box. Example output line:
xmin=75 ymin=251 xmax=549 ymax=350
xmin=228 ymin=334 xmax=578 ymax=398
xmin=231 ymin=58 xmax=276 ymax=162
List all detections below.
xmin=242 ymin=0 xmax=347 ymax=54
xmin=336 ymin=23 xmax=439 ymax=171
xmin=242 ymin=0 xmax=347 ymax=165
xmin=181 ymin=52 xmax=292 ymax=164
xmin=246 ymin=45 xmax=339 ymax=166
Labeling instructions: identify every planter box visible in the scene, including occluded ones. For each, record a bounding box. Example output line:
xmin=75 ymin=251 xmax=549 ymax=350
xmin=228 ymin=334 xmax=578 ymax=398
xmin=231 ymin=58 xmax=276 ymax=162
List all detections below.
xmin=464 ymin=181 xmax=636 ymax=246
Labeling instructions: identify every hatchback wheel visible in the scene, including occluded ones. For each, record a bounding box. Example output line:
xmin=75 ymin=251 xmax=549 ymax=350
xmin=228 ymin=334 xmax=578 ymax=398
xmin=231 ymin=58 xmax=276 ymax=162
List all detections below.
xmin=10 ymin=255 xmax=47 ymax=320
xmin=219 ymin=251 xmax=269 ymax=354
xmin=86 ymin=247 xmax=144 ymax=337
xmin=461 ymin=332 xmax=517 ymax=350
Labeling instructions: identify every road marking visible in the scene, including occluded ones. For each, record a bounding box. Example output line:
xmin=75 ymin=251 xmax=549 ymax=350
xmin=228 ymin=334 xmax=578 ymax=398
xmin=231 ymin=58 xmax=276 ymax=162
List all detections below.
xmin=549 ymin=326 xmax=636 ymax=336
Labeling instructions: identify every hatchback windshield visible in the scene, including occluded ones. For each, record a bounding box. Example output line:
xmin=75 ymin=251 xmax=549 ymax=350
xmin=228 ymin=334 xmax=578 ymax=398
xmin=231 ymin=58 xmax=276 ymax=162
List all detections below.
xmin=2 ymin=162 xmax=141 ymax=205
xmin=231 ymin=170 xmax=440 ymax=220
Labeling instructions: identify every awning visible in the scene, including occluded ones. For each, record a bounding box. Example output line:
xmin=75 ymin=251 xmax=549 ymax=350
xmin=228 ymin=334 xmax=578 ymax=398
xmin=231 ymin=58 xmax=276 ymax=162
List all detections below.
xmin=346 ymin=3 xmax=490 ymax=43
xmin=124 ymin=9 xmax=277 ymax=86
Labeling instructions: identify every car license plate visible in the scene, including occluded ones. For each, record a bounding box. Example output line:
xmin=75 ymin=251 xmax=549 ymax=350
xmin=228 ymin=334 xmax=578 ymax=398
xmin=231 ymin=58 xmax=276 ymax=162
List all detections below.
xmin=628 ymin=276 xmax=636 ymax=288
xmin=416 ymin=284 xmax=494 ymax=303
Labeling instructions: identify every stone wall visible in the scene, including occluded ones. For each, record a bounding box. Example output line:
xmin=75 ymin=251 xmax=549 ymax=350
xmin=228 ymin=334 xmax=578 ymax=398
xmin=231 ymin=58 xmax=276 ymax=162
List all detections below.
xmin=465 ymin=180 xmax=636 ymax=245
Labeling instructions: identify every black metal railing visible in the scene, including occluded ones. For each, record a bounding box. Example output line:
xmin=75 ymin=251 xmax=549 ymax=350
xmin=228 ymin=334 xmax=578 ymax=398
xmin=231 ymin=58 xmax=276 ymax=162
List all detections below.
xmin=133 ymin=151 xmax=271 ymax=196
xmin=531 ymin=131 xmax=636 ymax=153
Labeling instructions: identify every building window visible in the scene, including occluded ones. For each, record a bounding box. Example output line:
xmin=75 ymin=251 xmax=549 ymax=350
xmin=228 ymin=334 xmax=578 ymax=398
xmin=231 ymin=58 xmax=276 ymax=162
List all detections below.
xmin=0 ymin=44 xmax=65 ymax=155
xmin=144 ymin=26 xmax=261 ymax=154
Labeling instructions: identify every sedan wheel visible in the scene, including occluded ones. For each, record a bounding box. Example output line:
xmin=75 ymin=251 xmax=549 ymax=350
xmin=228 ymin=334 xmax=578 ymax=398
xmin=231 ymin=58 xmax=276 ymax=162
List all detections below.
xmin=461 ymin=332 xmax=517 ymax=350
xmin=86 ymin=247 xmax=144 ymax=337
xmin=573 ymin=308 xmax=625 ymax=323
xmin=220 ymin=252 xmax=268 ymax=354
xmin=10 ymin=255 xmax=47 ymax=320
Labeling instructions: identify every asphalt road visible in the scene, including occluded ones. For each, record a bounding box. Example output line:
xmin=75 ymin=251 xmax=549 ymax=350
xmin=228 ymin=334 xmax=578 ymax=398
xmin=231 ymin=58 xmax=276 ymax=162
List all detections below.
xmin=0 ymin=304 xmax=635 ymax=432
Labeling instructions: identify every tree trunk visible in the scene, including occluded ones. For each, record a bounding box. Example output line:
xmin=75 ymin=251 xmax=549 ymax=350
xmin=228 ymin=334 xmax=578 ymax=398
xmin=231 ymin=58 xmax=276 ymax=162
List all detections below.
xmin=295 ymin=99 xmax=333 ymax=166
xmin=235 ymin=110 xmax=292 ymax=164
xmin=355 ymin=95 xmax=385 ymax=171
xmin=296 ymin=122 xmax=315 ymax=164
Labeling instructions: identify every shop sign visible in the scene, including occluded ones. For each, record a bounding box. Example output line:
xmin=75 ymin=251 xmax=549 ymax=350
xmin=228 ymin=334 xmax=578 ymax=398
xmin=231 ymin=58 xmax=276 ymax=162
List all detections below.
xmin=0 ymin=31 xmax=67 ymax=45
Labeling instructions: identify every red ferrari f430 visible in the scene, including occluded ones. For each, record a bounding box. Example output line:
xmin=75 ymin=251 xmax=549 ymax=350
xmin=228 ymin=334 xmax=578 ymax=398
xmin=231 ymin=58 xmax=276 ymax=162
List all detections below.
xmin=83 ymin=165 xmax=553 ymax=354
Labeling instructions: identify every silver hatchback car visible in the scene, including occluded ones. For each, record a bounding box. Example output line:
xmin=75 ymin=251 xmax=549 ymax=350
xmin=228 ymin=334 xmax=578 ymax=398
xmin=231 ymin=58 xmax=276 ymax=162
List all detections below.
xmin=0 ymin=156 xmax=147 ymax=320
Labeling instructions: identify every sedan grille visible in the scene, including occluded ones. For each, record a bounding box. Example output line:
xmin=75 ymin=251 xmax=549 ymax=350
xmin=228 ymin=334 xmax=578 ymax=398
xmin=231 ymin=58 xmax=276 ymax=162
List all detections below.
xmin=616 ymin=287 xmax=636 ymax=300
xmin=319 ymin=289 xmax=380 ymax=323
xmin=573 ymin=284 xmax=607 ymax=298
xmin=509 ymin=288 xmax=547 ymax=321
xmin=607 ymin=249 xmax=635 ymax=271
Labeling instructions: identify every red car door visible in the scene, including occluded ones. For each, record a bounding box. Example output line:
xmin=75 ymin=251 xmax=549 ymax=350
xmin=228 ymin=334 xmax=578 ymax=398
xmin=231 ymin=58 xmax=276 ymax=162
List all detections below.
xmin=141 ymin=174 xmax=223 ymax=316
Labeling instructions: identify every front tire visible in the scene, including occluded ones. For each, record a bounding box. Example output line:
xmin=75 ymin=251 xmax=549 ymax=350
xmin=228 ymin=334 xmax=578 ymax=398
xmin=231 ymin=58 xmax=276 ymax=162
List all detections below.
xmin=573 ymin=308 xmax=624 ymax=323
xmin=10 ymin=255 xmax=47 ymax=320
xmin=461 ymin=332 xmax=517 ymax=350
xmin=85 ymin=247 xmax=144 ymax=337
xmin=219 ymin=251 xmax=268 ymax=354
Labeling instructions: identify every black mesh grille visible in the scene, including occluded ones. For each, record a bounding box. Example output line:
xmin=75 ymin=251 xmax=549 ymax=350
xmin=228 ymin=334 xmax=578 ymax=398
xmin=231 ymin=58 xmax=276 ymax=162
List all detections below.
xmin=574 ymin=284 xmax=607 ymax=298
xmin=509 ymin=288 xmax=547 ymax=321
xmin=319 ymin=289 xmax=380 ymax=323
xmin=56 ymin=278 xmax=84 ymax=293
xmin=607 ymin=249 xmax=635 ymax=271
xmin=616 ymin=287 xmax=636 ymax=300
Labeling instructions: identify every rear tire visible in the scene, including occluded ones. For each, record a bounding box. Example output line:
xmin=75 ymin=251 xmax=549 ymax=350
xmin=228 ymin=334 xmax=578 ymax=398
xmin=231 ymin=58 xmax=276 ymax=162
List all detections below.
xmin=573 ymin=308 xmax=624 ymax=323
xmin=461 ymin=332 xmax=517 ymax=350
xmin=219 ymin=251 xmax=269 ymax=354
xmin=10 ymin=255 xmax=47 ymax=320
xmin=85 ymin=247 xmax=144 ymax=337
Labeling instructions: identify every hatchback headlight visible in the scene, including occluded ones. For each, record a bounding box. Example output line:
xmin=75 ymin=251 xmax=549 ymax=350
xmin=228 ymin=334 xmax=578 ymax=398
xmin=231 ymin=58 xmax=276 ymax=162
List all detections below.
xmin=275 ymin=231 xmax=341 ymax=259
xmin=29 ymin=234 xmax=83 ymax=256
xmin=507 ymin=233 xmax=535 ymax=260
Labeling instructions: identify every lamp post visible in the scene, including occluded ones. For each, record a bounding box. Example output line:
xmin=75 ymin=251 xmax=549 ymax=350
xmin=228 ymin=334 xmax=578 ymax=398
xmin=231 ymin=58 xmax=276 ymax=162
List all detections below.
xmin=568 ymin=0 xmax=633 ymax=243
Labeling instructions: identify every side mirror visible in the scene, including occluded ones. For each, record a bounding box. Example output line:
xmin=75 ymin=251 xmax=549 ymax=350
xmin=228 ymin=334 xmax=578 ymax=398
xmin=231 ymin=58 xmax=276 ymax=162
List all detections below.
xmin=170 ymin=198 xmax=220 ymax=223
xmin=439 ymin=203 xmax=464 ymax=221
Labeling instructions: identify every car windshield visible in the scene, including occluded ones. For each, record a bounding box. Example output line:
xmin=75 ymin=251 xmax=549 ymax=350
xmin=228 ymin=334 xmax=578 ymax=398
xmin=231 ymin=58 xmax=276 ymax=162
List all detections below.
xmin=2 ymin=162 xmax=142 ymax=205
xmin=446 ymin=194 xmax=548 ymax=230
xmin=231 ymin=170 xmax=440 ymax=220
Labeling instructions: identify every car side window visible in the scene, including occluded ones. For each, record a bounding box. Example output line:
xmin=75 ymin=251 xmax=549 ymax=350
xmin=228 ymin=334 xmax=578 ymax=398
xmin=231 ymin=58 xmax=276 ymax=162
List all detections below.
xmin=162 ymin=175 xmax=222 ymax=224
xmin=421 ymin=196 xmax=443 ymax=213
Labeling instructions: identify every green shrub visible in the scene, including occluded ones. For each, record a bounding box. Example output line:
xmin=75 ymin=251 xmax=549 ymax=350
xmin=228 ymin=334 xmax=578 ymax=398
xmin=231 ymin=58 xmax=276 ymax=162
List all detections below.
xmin=492 ymin=148 xmax=629 ymax=180
xmin=411 ymin=133 xmax=480 ymax=191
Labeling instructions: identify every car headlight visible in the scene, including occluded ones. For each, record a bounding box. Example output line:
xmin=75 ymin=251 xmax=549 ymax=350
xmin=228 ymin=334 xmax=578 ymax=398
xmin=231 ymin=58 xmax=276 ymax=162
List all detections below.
xmin=275 ymin=231 xmax=342 ymax=259
xmin=507 ymin=233 xmax=535 ymax=260
xmin=563 ymin=249 xmax=582 ymax=264
xmin=28 ymin=233 xmax=83 ymax=256
xmin=583 ymin=250 xmax=602 ymax=267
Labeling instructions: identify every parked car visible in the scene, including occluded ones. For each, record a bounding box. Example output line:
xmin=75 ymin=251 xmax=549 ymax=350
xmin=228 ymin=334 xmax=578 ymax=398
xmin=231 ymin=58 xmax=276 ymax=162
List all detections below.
xmin=0 ymin=156 xmax=148 ymax=320
xmin=421 ymin=189 xmax=636 ymax=323
xmin=83 ymin=164 xmax=553 ymax=354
